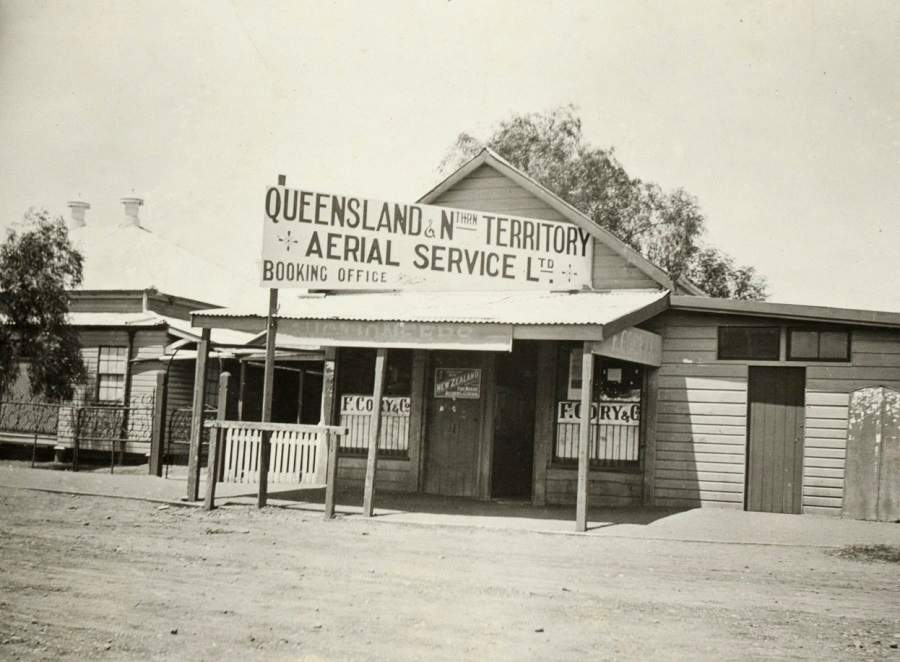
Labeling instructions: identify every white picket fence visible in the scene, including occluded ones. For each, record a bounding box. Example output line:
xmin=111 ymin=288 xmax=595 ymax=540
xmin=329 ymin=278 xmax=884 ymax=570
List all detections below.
xmin=202 ymin=419 xmax=350 ymax=488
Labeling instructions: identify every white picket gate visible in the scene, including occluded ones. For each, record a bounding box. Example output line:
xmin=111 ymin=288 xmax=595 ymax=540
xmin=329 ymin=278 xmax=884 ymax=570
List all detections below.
xmin=205 ymin=421 xmax=346 ymax=488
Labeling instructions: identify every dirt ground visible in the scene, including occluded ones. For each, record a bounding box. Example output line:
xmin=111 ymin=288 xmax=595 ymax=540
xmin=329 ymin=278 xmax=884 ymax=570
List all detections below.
xmin=1 ymin=487 xmax=899 ymax=661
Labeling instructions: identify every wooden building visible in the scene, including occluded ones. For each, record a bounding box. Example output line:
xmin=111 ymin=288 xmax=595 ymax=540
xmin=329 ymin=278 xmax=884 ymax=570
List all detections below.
xmin=0 ymin=199 xmax=320 ymax=460
xmin=192 ymin=150 xmax=900 ymax=522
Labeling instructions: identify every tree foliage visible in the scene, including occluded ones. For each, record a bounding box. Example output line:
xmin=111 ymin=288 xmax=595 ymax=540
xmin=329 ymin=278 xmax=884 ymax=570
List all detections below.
xmin=441 ymin=105 xmax=767 ymax=300
xmin=0 ymin=209 xmax=87 ymax=400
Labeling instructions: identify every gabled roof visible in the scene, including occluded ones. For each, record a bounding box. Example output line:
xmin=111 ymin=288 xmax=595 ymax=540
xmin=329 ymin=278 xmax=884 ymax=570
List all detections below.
xmin=418 ymin=148 xmax=706 ymax=296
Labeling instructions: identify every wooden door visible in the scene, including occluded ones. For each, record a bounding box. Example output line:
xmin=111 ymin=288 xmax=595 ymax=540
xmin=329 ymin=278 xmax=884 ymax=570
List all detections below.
xmin=423 ymin=352 xmax=483 ymax=497
xmin=746 ymin=367 xmax=805 ymax=514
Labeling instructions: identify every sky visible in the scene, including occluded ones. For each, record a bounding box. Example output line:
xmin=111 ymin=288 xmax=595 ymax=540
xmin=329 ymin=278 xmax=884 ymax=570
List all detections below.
xmin=1 ymin=0 xmax=898 ymax=311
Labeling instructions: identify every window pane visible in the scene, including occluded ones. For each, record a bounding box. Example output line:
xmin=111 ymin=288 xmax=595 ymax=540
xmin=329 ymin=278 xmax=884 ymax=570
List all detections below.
xmin=598 ymin=363 xmax=642 ymax=400
xmin=820 ymin=331 xmax=850 ymax=360
xmin=790 ymin=331 xmax=819 ymax=359
xmin=98 ymin=346 xmax=127 ymax=375
xmin=568 ymin=349 xmax=582 ymax=398
xmin=719 ymin=327 xmax=780 ymax=360
xmin=385 ymin=349 xmax=413 ymax=396
xmin=98 ymin=374 xmax=124 ymax=402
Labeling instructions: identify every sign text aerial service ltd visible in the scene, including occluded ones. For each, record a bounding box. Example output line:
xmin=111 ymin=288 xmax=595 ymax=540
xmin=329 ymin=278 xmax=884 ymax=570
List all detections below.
xmin=261 ymin=180 xmax=593 ymax=290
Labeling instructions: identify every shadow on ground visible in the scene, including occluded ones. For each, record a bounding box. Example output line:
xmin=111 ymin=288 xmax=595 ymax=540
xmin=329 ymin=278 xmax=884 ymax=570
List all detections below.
xmin=220 ymin=484 xmax=682 ymax=530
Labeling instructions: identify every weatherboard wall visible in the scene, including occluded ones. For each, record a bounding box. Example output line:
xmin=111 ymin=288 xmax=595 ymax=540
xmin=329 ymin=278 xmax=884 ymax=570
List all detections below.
xmin=643 ymin=310 xmax=900 ymax=515
xmin=428 ymin=164 xmax=660 ymax=291
xmin=28 ymin=328 xmax=171 ymax=454
xmin=336 ymin=458 xmax=412 ymax=494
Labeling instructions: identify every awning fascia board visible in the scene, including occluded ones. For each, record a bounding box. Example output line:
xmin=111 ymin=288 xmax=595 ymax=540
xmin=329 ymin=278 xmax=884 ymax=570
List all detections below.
xmin=589 ymin=327 xmax=662 ymax=367
xmin=193 ymin=314 xmax=266 ymax=334
xmin=511 ymin=325 xmax=604 ymax=341
xmin=601 ymin=292 xmax=670 ymax=339
xmin=274 ymin=318 xmax=513 ymax=351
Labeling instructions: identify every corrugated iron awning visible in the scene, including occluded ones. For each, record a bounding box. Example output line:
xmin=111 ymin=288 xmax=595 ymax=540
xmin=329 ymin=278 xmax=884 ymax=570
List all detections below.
xmin=191 ymin=290 xmax=670 ymax=350
xmin=193 ymin=289 xmax=668 ymax=326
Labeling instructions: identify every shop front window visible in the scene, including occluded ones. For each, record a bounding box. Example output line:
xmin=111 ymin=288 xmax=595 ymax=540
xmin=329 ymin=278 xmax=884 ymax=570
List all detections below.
xmin=554 ymin=345 xmax=643 ymax=468
xmin=337 ymin=348 xmax=412 ymax=458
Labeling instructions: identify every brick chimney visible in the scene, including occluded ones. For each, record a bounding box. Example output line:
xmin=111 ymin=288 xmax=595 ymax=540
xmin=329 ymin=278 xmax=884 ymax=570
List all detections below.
xmin=120 ymin=196 xmax=143 ymax=227
xmin=67 ymin=200 xmax=90 ymax=229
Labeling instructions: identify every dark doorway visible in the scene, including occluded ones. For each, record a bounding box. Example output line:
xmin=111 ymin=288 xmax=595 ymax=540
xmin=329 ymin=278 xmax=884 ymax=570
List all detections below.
xmin=424 ymin=351 xmax=483 ymax=497
xmin=746 ymin=366 xmax=805 ymax=513
xmin=492 ymin=341 xmax=537 ymax=499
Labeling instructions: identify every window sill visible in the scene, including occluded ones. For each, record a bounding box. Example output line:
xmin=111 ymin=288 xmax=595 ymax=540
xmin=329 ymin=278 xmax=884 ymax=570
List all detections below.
xmin=339 ymin=451 xmax=409 ymax=461
xmin=550 ymin=461 xmax=641 ymax=474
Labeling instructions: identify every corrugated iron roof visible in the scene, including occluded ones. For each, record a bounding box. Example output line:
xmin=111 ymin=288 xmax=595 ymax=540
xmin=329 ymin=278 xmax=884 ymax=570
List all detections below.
xmin=670 ymin=295 xmax=900 ymax=328
xmin=69 ymin=223 xmax=258 ymax=308
xmin=66 ymin=311 xmax=256 ymax=345
xmin=66 ymin=312 xmax=167 ymax=327
xmin=194 ymin=289 xmax=669 ymax=326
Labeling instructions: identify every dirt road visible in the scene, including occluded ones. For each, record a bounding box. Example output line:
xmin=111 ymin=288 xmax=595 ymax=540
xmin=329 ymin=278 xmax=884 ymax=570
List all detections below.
xmin=1 ymin=486 xmax=898 ymax=661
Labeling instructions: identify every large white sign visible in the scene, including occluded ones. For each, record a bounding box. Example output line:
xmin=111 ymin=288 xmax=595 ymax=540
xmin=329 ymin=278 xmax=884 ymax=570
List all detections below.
xmin=261 ymin=182 xmax=593 ymax=290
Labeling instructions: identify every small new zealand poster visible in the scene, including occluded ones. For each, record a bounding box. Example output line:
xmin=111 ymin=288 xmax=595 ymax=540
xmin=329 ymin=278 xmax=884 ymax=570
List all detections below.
xmin=434 ymin=368 xmax=481 ymax=399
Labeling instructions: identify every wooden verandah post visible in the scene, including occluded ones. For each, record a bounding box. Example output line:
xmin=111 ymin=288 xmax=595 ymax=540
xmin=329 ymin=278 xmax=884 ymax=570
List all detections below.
xmin=575 ymin=341 xmax=594 ymax=532
xmin=362 ymin=348 xmax=388 ymax=517
xmin=186 ymin=328 xmax=211 ymax=501
xmin=257 ymin=288 xmax=279 ymax=508
xmin=323 ymin=347 xmax=340 ymax=519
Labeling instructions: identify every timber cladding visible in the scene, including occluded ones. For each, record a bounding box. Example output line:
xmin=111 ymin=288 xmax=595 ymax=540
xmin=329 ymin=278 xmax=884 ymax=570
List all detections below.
xmin=645 ymin=311 xmax=900 ymax=515
xmin=428 ymin=164 xmax=659 ymax=291
xmin=337 ymin=457 xmax=411 ymax=493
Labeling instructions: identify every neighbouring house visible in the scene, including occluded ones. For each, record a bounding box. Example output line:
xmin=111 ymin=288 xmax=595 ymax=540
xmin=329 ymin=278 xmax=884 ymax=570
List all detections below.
xmin=0 ymin=198 xmax=322 ymax=467
xmin=192 ymin=148 xmax=900 ymax=522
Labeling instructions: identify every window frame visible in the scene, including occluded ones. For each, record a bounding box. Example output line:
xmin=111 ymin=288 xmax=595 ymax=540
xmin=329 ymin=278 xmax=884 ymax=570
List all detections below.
xmin=551 ymin=343 xmax=644 ymax=470
xmin=786 ymin=327 xmax=851 ymax=362
xmin=716 ymin=326 xmax=782 ymax=361
xmin=95 ymin=345 xmax=128 ymax=404
xmin=336 ymin=348 xmax=413 ymax=459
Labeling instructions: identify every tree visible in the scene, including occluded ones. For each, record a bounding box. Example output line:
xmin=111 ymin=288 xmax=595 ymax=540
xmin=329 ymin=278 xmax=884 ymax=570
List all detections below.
xmin=687 ymin=247 xmax=767 ymax=300
xmin=0 ymin=209 xmax=87 ymax=400
xmin=441 ymin=105 xmax=767 ymax=300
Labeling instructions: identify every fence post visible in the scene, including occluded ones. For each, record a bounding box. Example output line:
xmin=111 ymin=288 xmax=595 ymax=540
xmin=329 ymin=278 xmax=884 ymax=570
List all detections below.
xmin=72 ymin=407 xmax=81 ymax=472
xmin=322 ymin=347 xmax=340 ymax=519
xmin=204 ymin=372 xmax=230 ymax=511
xmin=149 ymin=371 xmax=168 ymax=477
